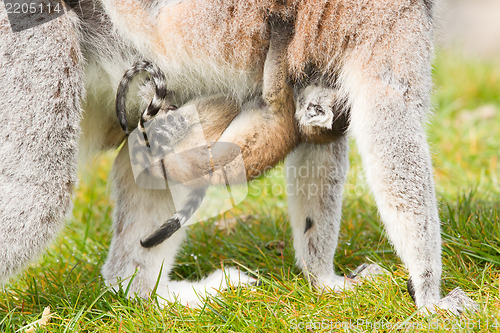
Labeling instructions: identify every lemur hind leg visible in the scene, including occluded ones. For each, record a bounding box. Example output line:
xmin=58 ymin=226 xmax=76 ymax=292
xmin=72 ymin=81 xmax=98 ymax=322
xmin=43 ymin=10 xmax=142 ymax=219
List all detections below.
xmin=203 ymin=15 xmax=298 ymax=182
xmin=102 ymin=141 xmax=255 ymax=307
xmin=0 ymin=12 xmax=83 ymax=282
xmin=345 ymin=68 xmax=444 ymax=311
xmin=285 ymin=137 xmax=350 ymax=291
xmin=339 ymin=4 xmax=443 ymax=310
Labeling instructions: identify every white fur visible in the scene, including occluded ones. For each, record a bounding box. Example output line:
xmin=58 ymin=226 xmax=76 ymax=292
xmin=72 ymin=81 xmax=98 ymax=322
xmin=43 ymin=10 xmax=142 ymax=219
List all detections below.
xmin=156 ymin=267 xmax=255 ymax=307
xmin=102 ymin=141 xmax=255 ymax=308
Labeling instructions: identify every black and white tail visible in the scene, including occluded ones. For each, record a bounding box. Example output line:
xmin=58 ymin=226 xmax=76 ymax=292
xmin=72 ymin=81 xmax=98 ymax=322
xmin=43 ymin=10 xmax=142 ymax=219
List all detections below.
xmin=116 ymin=60 xmax=169 ymax=134
xmin=140 ymin=188 xmax=207 ymax=248
xmin=116 ymin=60 xmax=206 ymax=248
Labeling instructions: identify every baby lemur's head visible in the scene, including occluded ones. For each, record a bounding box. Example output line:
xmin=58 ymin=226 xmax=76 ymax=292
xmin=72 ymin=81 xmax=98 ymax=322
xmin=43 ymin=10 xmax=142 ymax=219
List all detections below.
xmin=295 ymin=85 xmax=338 ymax=130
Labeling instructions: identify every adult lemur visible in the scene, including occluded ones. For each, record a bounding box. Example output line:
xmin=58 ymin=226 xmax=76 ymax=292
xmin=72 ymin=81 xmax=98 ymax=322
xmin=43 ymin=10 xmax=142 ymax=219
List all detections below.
xmin=0 ymin=0 xmax=477 ymax=313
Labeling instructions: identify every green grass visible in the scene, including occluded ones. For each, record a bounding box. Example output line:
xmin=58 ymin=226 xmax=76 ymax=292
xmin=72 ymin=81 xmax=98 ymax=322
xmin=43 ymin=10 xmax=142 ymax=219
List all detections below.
xmin=1 ymin=49 xmax=500 ymax=332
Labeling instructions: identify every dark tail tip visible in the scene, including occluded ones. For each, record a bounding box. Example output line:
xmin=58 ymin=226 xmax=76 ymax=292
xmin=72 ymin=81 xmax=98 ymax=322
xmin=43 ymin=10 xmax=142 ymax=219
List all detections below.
xmin=140 ymin=218 xmax=182 ymax=248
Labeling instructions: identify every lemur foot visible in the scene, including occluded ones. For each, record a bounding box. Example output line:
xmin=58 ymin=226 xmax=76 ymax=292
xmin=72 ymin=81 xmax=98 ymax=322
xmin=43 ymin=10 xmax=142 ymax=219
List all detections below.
xmin=303 ymin=103 xmax=334 ymax=128
xmin=419 ymin=288 xmax=479 ymax=316
xmin=295 ymin=85 xmax=337 ymax=129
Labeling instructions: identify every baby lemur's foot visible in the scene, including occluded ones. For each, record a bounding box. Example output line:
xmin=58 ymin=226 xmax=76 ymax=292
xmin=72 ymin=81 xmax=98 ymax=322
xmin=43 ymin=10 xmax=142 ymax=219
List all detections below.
xmin=304 ymin=102 xmax=332 ymax=127
xmin=295 ymin=85 xmax=337 ymax=129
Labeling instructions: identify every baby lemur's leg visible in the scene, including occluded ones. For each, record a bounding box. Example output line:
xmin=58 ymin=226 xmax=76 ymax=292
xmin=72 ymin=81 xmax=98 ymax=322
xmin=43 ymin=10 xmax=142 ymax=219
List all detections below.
xmin=0 ymin=11 xmax=83 ymax=282
xmin=228 ymin=18 xmax=298 ymax=179
xmin=340 ymin=5 xmax=441 ymax=310
xmin=138 ymin=16 xmax=297 ymax=186
xmin=103 ymin=141 xmax=255 ymax=306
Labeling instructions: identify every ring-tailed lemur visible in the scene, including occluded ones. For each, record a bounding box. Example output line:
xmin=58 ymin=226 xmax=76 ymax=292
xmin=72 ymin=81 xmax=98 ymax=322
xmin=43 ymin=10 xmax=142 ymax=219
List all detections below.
xmin=1 ymin=0 xmax=478 ymax=314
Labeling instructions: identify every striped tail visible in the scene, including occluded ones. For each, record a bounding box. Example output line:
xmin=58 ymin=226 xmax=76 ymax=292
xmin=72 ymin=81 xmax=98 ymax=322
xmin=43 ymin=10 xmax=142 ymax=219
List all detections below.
xmin=116 ymin=60 xmax=169 ymax=134
xmin=140 ymin=188 xmax=207 ymax=248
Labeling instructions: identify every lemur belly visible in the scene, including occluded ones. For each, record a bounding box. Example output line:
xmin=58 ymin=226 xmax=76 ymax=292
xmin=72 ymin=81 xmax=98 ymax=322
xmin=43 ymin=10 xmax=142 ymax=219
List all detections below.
xmin=80 ymin=0 xmax=270 ymax=153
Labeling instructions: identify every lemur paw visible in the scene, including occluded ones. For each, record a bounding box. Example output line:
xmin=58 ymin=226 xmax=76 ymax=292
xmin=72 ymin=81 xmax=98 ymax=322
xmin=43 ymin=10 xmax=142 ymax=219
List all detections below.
xmin=303 ymin=103 xmax=334 ymax=128
xmin=419 ymin=288 xmax=479 ymax=316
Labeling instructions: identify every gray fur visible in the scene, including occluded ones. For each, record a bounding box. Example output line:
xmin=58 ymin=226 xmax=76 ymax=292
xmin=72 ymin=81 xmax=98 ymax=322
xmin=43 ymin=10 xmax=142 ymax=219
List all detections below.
xmin=115 ymin=60 xmax=170 ymax=133
xmin=286 ymin=138 xmax=349 ymax=291
xmin=0 ymin=8 xmax=83 ymax=281
xmin=435 ymin=288 xmax=479 ymax=315
xmin=140 ymin=188 xmax=206 ymax=248
xmin=116 ymin=60 xmax=176 ymax=150
xmin=115 ymin=60 xmax=210 ymax=247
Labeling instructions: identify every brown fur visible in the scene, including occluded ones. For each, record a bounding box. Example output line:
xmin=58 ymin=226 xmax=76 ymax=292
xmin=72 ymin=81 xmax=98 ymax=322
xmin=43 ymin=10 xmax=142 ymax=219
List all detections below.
xmin=152 ymin=16 xmax=300 ymax=185
xmin=133 ymin=10 xmax=352 ymax=185
xmin=114 ymin=0 xmax=430 ymax=80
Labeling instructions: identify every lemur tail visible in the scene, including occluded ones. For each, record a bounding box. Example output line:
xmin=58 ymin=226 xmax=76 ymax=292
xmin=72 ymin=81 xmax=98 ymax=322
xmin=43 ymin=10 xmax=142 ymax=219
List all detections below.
xmin=140 ymin=188 xmax=207 ymax=248
xmin=116 ymin=60 xmax=169 ymax=134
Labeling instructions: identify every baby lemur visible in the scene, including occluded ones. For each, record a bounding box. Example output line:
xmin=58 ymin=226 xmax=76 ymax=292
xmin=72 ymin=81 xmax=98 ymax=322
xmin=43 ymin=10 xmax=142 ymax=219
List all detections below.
xmin=116 ymin=19 xmax=345 ymax=248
